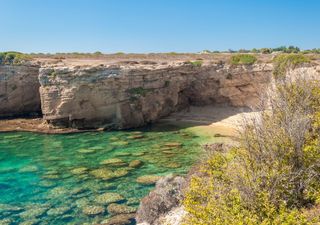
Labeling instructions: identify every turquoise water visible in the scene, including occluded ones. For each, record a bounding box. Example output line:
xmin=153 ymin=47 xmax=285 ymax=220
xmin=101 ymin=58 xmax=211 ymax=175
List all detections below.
xmin=0 ymin=123 xmax=204 ymax=225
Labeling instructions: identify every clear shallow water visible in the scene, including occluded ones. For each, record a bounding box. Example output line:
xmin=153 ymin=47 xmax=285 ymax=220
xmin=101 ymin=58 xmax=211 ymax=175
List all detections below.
xmin=0 ymin=123 xmax=205 ymax=225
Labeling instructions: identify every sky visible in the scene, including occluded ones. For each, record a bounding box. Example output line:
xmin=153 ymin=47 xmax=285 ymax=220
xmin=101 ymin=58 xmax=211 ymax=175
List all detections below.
xmin=1 ymin=0 xmax=320 ymax=53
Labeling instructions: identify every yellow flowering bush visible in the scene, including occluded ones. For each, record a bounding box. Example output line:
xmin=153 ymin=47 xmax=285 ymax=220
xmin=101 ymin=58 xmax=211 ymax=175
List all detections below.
xmin=183 ymin=78 xmax=320 ymax=224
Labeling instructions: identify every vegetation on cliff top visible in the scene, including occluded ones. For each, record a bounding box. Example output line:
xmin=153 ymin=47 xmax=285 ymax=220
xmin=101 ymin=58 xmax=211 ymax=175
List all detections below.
xmin=202 ymin=46 xmax=320 ymax=54
xmin=184 ymin=71 xmax=320 ymax=224
xmin=0 ymin=52 xmax=31 ymax=65
xmin=273 ymin=54 xmax=311 ymax=79
xmin=186 ymin=60 xmax=203 ymax=67
xmin=230 ymin=54 xmax=257 ymax=65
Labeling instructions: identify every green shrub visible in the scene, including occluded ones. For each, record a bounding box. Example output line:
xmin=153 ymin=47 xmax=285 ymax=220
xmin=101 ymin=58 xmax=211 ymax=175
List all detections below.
xmin=260 ymin=48 xmax=272 ymax=54
xmin=0 ymin=52 xmax=31 ymax=65
xmin=183 ymin=75 xmax=320 ymax=224
xmin=187 ymin=60 xmax=203 ymax=67
xmin=273 ymin=54 xmax=310 ymax=79
xmin=128 ymin=87 xmax=150 ymax=97
xmin=0 ymin=52 xmax=5 ymax=64
xmin=93 ymin=51 xmax=103 ymax=55
xmin=230 ymin=54 xmax=257 ymax=65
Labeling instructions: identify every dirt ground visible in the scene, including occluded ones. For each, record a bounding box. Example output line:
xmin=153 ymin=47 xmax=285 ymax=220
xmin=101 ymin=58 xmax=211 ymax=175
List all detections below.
xmin=34 ymin=52 xmax=275 ymax=66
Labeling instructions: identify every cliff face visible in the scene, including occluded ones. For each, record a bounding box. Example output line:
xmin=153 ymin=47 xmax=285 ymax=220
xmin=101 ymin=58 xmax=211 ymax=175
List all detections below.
xmin=0 ymin=65 xmax=41 ymax=118
xmin=1 ymin=60 xmax=318 ymax=130
xmin=38 ymin=62 xmax=272 ymax=129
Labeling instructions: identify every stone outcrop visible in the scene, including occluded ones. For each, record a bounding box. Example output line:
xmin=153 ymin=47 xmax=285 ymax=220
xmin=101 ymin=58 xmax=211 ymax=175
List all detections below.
xmin=38 ymin=62 xmax=273 ymax=129
xmin=136 ymin=175 xmax=187 ymax=225
xmin=1 ymin=59 xmax=318 ymax=130
xmin=0 ymin=65 xmax=41 ymax=118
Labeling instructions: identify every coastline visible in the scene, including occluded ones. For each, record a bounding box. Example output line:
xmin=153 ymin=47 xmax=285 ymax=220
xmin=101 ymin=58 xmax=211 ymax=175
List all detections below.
xmin=0 ymin=105 xmax=257 ymax=137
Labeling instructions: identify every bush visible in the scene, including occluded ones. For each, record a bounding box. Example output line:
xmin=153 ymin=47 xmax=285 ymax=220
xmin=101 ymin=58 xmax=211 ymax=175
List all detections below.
xmin=260 ymin=48 xmax=272 ymax=54
xmin=183 ymin=73 xmax=320 ymax=224
xmin=230 ymin=54 xmax=257 ymax=65
xmin=0 ymin=52 xmax=31 ymax=65
xmin=187 ymin=60 xmax=203 ymax=67
xmin=273 ymin=54 xmax=310 ymax=79
xmin=128 ymin=87 xmax=150 ymax=96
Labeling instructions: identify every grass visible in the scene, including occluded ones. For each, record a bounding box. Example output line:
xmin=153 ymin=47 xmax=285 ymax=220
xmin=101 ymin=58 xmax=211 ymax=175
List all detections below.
xmin=186 ymin=60 xmax=203 ymax=67
xmin=230 ymin=54 xmax=257 ymax=65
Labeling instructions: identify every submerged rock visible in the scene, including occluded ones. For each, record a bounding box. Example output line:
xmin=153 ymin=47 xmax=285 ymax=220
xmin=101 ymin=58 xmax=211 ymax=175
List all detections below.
xmin=164 ymin=142 xmax=182 ymax=148
xmin=90 ymin=168 xmax=114 ymax=180
xmin=82 ymin=205 xmax=105 ymax=216
xmin=70 ymin=167 xmax=88 ymax=175
xmin=90 ymin=146 xmax=105 ymax=150
xmin=132 ymin=152 xmax=145 ymax=156
xmin=95 ymin=193 xmax=125 ymax=205
xmin=127 ymin=135 xmax=144 ymax=139
xmin=48 ymin=186 xmax=68 ymax=197
xmin=100 ymin=213 xmax=136 ymax=225
xmin=0 ymin=219 xmax=13 ymax=225
xmin=136 ymin=175 xmax=162 ymax=185
xmin=111 ymin=141 xmax=129 ymax=146
xmin=90 ymin=168 xmax=129 ymax=180
xmin=20 ymin=207 xmax=47 ymax=219
xmin=126 ymin=197 xmax=140 ymax=206
xmin=162 ymin=150 xmax=175 ymax=155
xmin=75 ymin=198 xmax=90 ymax=208
xmin=109 ymin=137 xmax=119 ymax=141
xmin=47 ymin=206 xmax=70 ymax=216
xmin=70 ymin=187 xmax=87 ymax=196
xmin=19 ymin=165 xmax=39 ymax=173
xmin=128 ymin=160 xmax=143 ymax=168
xmin=107 ymin=203 xmax=137 ymax=215
xmin=163 ymin=162 xmax=181 ymax=168
xmin=19 ymin=219 xmax=40 ymax=225
xmin=115 ymin=152 xmax=132 ymax=157
xmin=112 ymin=169 xmax=129 ymax=178
xmin=100 ymin=158 xmax=127 ymax=167
xmin=38 ymin=180 xmax=56 ymax=188
xmin=0 ymin=204 xmax=23 ymax=213
xmin=42 ymin=174 xmax=60 ymax=180
xmin=77 ymin=149 xmax=96 ymax=154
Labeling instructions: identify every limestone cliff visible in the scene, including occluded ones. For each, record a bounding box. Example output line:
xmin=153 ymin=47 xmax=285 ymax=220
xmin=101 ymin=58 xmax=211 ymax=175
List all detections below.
xmin=0 ymin=65 xmax=41 ymax=118
xmin=38 ymin=62 xmax=272 ymax=129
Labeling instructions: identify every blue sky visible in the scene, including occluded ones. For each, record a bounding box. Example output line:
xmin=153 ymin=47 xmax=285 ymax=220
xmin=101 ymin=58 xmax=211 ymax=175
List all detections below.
xmin=1 ymin=0 xmax=319 ymax=53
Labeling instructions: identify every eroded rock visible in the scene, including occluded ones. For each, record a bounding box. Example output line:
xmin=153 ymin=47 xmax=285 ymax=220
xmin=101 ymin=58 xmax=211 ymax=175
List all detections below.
xmin=136 ymin=175 xmax=186 ymax=225
xmin=38 ymin=63 xmax=274 ymax=129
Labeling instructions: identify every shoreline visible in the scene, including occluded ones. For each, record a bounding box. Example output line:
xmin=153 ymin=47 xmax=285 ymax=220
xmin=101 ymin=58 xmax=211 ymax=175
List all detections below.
xmin=0 ymin=118 xmax=86 ymax=134
xmin=0 ymin=106 xmax=257 ymax=138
